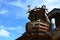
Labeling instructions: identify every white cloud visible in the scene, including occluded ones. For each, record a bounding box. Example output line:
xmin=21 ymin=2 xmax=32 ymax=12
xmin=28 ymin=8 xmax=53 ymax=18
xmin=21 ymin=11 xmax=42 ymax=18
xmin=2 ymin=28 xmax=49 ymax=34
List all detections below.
xmin=0 ymin=25 xmax=25 ymax=38
xmin=44 ymin=0 xmax=60 ymax=5
xmin=0 ymin=29 xmax=10 ymax=37
xmin=6 ymin=26 xmax=25 ymax=31
xmin=0 ymin=25 xmax=25 ymax=31
xmin=0 ymin=10 xmax=8 ymax=14
xmin=43 ymin=0 xmax=60 ymax=11
xmin=8 ymin=0 xmax=60 ymax=11
xmin=0 ymin=25 xmax=15 ymax=30
xmin=8 ymin=0 xmax=27 ymax=10
xmin=0 ymin=9 xmax=8 ymax=16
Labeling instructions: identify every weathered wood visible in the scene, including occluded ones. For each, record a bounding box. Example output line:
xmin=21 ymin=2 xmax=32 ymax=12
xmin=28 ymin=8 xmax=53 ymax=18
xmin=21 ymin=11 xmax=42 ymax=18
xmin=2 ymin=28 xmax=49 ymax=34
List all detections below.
xmin=16 ymin=5 xmax=51 ymax=40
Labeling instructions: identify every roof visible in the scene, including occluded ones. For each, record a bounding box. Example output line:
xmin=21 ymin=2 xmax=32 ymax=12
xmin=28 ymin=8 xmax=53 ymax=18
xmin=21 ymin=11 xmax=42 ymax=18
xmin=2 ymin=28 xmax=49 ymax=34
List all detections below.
xmin=48 ymin=8 xmax=60 ymax=17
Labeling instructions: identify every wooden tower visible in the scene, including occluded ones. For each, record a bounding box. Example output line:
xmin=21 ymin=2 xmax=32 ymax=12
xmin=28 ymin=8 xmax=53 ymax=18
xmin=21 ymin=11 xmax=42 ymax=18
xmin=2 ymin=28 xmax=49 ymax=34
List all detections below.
xmin=16 ymin=5 xmax=52 ymax=40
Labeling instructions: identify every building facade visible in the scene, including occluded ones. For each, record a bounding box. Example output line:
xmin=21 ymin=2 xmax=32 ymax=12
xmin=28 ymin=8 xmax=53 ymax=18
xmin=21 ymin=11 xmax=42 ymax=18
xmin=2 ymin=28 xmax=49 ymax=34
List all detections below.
xmin=48 ymin=8 xmax=60 ymax=40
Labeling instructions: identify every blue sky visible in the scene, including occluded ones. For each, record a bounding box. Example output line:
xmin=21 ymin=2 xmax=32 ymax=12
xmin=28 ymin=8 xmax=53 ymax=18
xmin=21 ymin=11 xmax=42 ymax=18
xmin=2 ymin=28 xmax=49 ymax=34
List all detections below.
xmin=0 ymin=0 xmax=60 ymax=40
